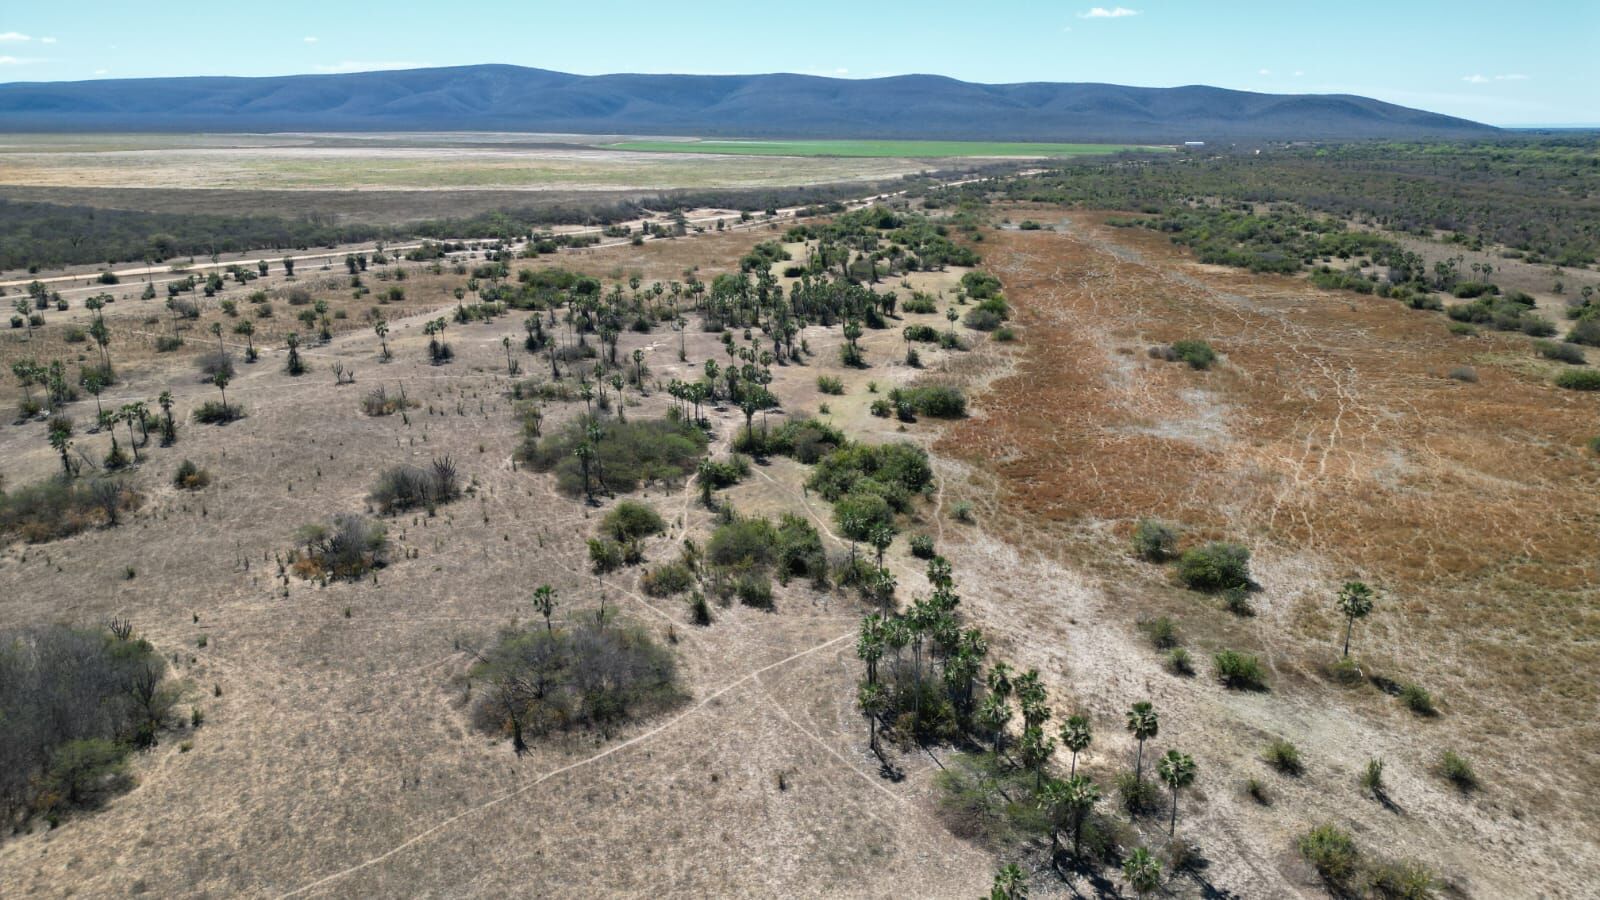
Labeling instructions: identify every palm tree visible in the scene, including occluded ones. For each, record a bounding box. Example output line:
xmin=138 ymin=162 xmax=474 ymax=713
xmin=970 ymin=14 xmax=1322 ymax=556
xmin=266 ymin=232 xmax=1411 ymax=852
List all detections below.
xmin=236 ymin=319 xmax=256 ymax=361
xmin=213 ymin=371 xmax=231 ymax=410
xmin=632 ymin=347 xmax=645 ymax=386
xmin=1122 ymin=847 xmax=1162 ymax=898
xmin=502 ymin=335 xmax=516 ymax=374
xmin=574 ymin=442 xmax=595 ymax=503
xmin=1019 ymin=725 xmax=1056 ymax=791
xmin=47 ymin=418 xmax=75 ymax=477
xmin=532 ymin=585 xmax=557 ymax=634
xmin=978 ymin=693 xmax=1012 ymax=755
xmin=1060 ymin=715 xmax=1092 ymax=776
xmin=1064 ymin=774 xmax=1099 ymax=858
xmin=1336 ymin=581 xmax=1375 ymax=658
xmin=858 ymin=681 xmax=887 ymax=755
xmin=158 ymin=391 xmax=176 ymax=445
xmin=1037 ymin=777 xmax=1072 ymax=857
xmin=1015 ymin=669 xmax=1049 ymax=731
xmin=1125 ymin=701 xmax=1159 ymax=784
xmin=375 ymin=319 xmax=390 ymax=361
xmin=990 ymin=863 xmax=1027 ymax=900
xmin=855 ymin=614 xmax=885 ymax=686
xmin=868 ymin=523 xmax=894 ymax=568
xmin=1157 ymin=749 xmax=1197 ymax=835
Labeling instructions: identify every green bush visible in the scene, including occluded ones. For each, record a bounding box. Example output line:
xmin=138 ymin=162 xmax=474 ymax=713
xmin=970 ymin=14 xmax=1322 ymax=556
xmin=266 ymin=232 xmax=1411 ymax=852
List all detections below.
xmin=1131 ymin=518 xmax=1178 ymax=561
xmin=1366 ymin=859 xmax=1437 ymax=899
xmin=1176 ymin=541 xmax=1252 ymax=591
xmin=173 ymin=459 xmax=210 ymax=490
xmin=1298 ymin=824 xmax=1360 ymax=888
xmin=369 ymin=457 xmax=461 ymax=514
xmin=588 ymin=538 xmax=626 ymax=574
xmin=1439 ymin=751 xmax=1478 ymax=791
xmin=600 ymin=501 xmax=665 ymax=542
xmin=1534 ymin=339 xmax=1587 ymax=364
xmin=1166 ymin=647 xmax=1194 ymax=676
xmin=816 ymin=375 xmax=845 ymax=395
xmin=1265 ymin=739 xmax=1304 ymax=776
xmin=962 ymin=307 xmax=1005 ymax=331
xmin=808 ymin=441 xmax=933 ymax=508
xmin=898 ymin=384 xmax=967 ymax=418
xmin=642 ymin=561 xmax=695 ymax=597
xmin=1555 ymin=368 xmax=1600 ymax=390
xmin=1116 ymin=771 xmax=1160 ymax=814
xmin=521 ymin=416 xmax=707 ymax=496
xmin=193 ymin=400 xmax=244 ymax=424
xmin=734 ymin=571 xmax=774 ymax=609
xmin=909 ymin=533 xmax=936 ymax=559
xmin=1400 ymin=683 xmax=1437 ymax=716
xmin=0 ymin=478 xmax=139 ymax=544
xmin=469 ymin=619 xmax=682 ymax=745
xmin=1171 ymin=339 xmax=1218 ymax=370
xmin=1142 ymin=616 xmax=1180 ymax=649
xmin=1214 ymin=650 xmax=1268 ymax=690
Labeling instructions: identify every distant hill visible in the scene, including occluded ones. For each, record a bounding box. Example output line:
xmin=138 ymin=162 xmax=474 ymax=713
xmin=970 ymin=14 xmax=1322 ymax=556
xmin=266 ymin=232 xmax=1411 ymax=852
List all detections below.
xmin=0 ymin=64 xmax=1496 ymax=142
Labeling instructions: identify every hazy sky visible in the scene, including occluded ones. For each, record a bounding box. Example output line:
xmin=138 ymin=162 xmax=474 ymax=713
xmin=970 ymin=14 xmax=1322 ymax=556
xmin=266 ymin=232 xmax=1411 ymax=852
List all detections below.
xmin=2 ymin=2 xmax=1595 ymax=126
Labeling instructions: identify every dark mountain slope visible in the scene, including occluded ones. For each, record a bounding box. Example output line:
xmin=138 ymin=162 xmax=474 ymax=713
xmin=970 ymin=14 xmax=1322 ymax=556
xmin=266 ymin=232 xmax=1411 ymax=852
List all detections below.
xmin=0 ymin=64 xmax=1495 ymax=141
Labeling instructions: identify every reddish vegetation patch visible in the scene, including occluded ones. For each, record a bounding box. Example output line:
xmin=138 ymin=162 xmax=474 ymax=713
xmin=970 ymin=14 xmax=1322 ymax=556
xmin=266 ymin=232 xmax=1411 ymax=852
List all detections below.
xmin=941 ymin=214 xmax=1599 ymax=798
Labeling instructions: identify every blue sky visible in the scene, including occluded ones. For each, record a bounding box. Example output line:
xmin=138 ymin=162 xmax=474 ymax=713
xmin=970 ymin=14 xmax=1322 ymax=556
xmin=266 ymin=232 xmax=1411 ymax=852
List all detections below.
xmin=2 ymin=1 xmax=1595 ymax=125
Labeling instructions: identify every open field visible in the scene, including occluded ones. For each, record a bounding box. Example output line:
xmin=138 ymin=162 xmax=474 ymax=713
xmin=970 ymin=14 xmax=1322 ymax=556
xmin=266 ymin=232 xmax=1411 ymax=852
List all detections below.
xmin=2 ymin=183 xmax=1598 ymax=899
xmin=605 ymin=139 xmax=1169 ymax=158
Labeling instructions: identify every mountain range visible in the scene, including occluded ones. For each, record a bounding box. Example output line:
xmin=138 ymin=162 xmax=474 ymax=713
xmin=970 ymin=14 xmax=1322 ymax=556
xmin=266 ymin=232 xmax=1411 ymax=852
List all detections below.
xmin=0 ymin=65 xmax=1495 ymax=141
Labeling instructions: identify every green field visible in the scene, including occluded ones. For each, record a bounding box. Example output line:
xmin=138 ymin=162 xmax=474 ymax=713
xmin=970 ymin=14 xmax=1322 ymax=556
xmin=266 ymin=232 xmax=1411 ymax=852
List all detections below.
xmin=605 ymin=139 xmax=1172 ymax=158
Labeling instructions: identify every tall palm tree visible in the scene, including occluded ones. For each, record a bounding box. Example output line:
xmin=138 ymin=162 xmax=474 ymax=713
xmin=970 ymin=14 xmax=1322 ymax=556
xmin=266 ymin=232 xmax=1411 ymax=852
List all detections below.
xmin=1122 ymin=847 xmax=1162 ymax=898
xmin=1157 ymin=749 xmax=1198 ymax=835
xmin=1019 ymin=725 xmax=1056 ymax=791
xmin=1336 ymin=581 xmax=1375 ymax=658
xmin=1125 ymin=701 xmax=1159 ymax=783
xmin=1037 ymin=777 xmax=1071 ymax=857
xmin=858 ymin=682 xmax=886 ymax=755
xmin=47 ymin=418 xmax=75 ymax=477
xmin=532 ymin=585 xmax=557 ymax=634
xmin=856 ymin=615 xmax=885 ymax=686
xmin=1060 ymin=715 xmax=1092 ymax=777
xmin=978 ymin=693 xmax=1012 ymax=755
xmin=1064 ymin=774 xmax=1099 ymax=858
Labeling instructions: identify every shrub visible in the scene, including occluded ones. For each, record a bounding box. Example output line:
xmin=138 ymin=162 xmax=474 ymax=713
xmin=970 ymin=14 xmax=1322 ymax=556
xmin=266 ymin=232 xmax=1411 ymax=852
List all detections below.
xmin=994 ymin=326 xmax=1016 ymax=342
xmin=1116 ymin=771 xmax=1160 ymax=814
xmin=1534 ymin=339 xmax=1587 ymax=364
xmin=962 ymin=307 xmax=1005 ymax=331
xmin=909 ymin=533 xmax=936 ymax=559
xmin=1222 ymin=586 xmax=1255 ymax=616
xmin=1245 ymin=778 xmax=1271 ymax=805
xmin=642 ymin=561 xmax=695 ymax=597
xmin=469 ymin=619 xmax=682 ymax=745
xmin=1131 ymin=518 xmax=1177 ymax=562
xmin=1214 ymin=650 xmax=1268 ymax=690
xmin=699 ymin=454 xmax=750 ymax=488
xmin=1446 ymin=321 xmax=1478 ymax=336
xmin=1361 ymin=757 xmax=1385 ymax=796
xmin=0 ymin=623 xmax=172 ymax=822
xmin=0 ymin=478 xmax=140 ymax=543
xmin=1366 ymin=859 xmax=1437 ymax=899
xmin=816 ymin=375 xmax=845 ymax=395
xmin=293 ymin=514 xmax=387 ymax=580
xmin=1438 ymin=751 xmax=1478 ymax=791
xmin=369 ymin=457 xmax=461 ymax=514
xmin=1555 ymin=368 xmax=1600 ymax=391
xmin=173 ymin=459 xmax=210 ymax=490
xmin=193 ymin=401 xmax=244 ymax=424
xmin=1446 ymin=366 xmax=1478 ymax=383
xmin=587 ymin=538 xmax=626 ymax=574
xmin=1171 ymin=339 xmax=1218 ymax=370
xmin=155 ymin=335 xmax=184 ymax=353
xmin=1142 ymin=616 xmax=1180 ymax=649
xmin=1326 ymin=656 xmax=1363 ymax=685
xmin=1298 ymin=824 xmax=1360 ymax=888
xmin=196 ymin=352 xmax=235 ymax=381
xmin=600 ymin=501 xmax=665 ymax=542
xmin=1265 ymin=739 xmax=1304 ymax=775
xmin=808 ymin=441 xmax=933 ymax=507
xmin=361 ymin=386 xmax=415 ymax=417
xmin=734 ymin=571 xmax=774 ymax=609
xmin=1400 ymin=683 xmax=1437 ymax=716
xmin=951 ymin=501 xmax=975 ymax=523
xmin=1166 ymin=647 xmax=1194 ymax=676
xmin=899 ymin=384 xmax=967 ymax=418
xmin=1176 ymin=541 xmax=1252 ymax=592
xmin=521 ymin=416 xmax=708 ymax=496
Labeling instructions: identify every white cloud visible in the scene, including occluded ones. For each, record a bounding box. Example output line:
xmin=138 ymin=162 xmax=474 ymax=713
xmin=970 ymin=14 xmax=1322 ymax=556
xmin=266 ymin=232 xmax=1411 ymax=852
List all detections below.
xmin=40 ymin=36 xmax=56 ymax=44
xmin=0 ymin=31 xmax=32 ymax=42
xmin=1293 ymin=70 xmax=1304 ymax=77
xmin=0 ymin=55 xmax=34 ymax=65
xmin=1497 ymin=73 xmax=1529 ymax=81
xmin=1258 ymin=68 xmax=1271 ymax=76
xmin=313 ymin=60 xmax=426 ymax=74
xmin=303 ymin=36 xmax=318 ymax=43
xmin=1463 ymin=73 xmax=1530 ymax=84
xmin=1078 ymin=7 xmax=1139 ymax=18
xmin=93 ymin=68 xmax=108 ymax=75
